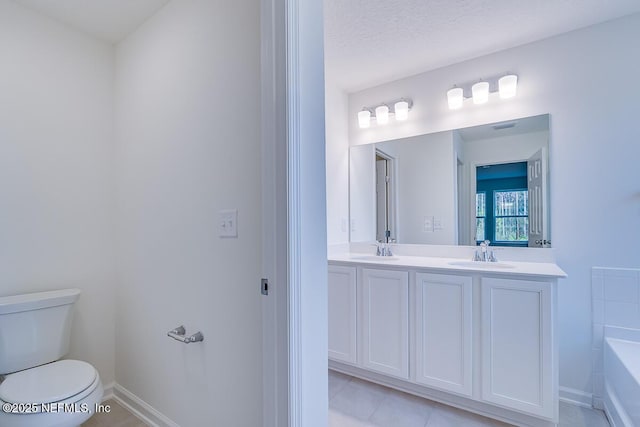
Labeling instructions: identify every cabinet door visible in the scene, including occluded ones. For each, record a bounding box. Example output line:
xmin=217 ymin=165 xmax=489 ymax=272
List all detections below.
xmin=328 ymin=265 xmax=357 ymax=363
xmin=415 ymin=273 xmax=472 ymax=396
xmin=361 ymin=268 xmax=409 ymax=379
xmin=481 ymin=277 xmax=553 ymax=419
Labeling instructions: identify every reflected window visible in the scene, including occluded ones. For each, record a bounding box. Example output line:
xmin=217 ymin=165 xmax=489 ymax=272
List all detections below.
xmin=494 ymin=190 xmax=528 ymax=242
xmin=476 ymin=162 xmax=528 ymax=247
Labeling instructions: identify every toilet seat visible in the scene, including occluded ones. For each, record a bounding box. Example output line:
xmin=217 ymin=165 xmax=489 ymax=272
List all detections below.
xmin=0 ymin=360 xmax=98 ymax=406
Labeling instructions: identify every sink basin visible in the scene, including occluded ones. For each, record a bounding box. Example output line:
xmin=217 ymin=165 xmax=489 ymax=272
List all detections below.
xmin=350 ymin=255 xmax=399 ymax=262
xmin=448 ymin=261 xmax=515 ymax=269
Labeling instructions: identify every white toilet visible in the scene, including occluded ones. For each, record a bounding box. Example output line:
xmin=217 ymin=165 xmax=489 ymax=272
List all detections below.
xmin=0 ymin=289 xmax=103 ymax=427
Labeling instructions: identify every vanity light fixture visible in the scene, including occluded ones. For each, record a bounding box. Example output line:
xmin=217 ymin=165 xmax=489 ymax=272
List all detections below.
xmin=357 ymin=98 xmax=413 ymax=128
xmin=358 ymin=109 xmax=372 ymax=128
xmin=375 ymin=105 xmax=390 ymax=125
xmin=447 ymin=73 xmax=518 ymax=110
xmin=498 ymin=74 xmax=518 ymax=99
xmin=472 ymin=81 xmax=490 ymax=104
xmin=394 ymin=101 xmax=409 ymax=120
xmin=447 ymin=87 xmax=464 ymax=110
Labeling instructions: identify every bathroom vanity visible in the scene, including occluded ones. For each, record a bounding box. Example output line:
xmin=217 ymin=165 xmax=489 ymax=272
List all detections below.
xmin=328 ymin=250 xmax=566 ymax=427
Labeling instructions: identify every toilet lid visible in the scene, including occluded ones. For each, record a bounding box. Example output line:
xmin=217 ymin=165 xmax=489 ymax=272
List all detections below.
xmin=0 ymin=360 xmax=97 ymax=404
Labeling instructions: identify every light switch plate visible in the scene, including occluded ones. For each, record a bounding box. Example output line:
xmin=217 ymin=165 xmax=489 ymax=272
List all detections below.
xmin=423 ymin=216 xmax=434 ymax=232
xmin=219 ymin=209 xmax=238 ymax=238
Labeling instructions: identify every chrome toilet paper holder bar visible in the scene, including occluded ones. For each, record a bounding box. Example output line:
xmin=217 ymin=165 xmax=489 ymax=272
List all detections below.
xmin=167 ymin=325 xmax=204 ymax=344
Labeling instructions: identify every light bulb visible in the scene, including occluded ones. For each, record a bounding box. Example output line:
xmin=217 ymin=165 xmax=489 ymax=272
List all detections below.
xmin=447 ymin=87 xmax=464 ymax=110
xmin=358 ymin=110 xmax=371 ymax=128
xmin=375 ymin=105 xmax=389 ymax=125
xmin=499 ymin=74 xmax=518 ymax=99
xmin=472 ymin=81 xmax=490 ymax=104
xmin=394 ymin=101 xmax=409 ymax=121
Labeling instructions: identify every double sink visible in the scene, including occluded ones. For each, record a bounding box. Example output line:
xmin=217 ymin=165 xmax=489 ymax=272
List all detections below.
xmin=348 ymin=254 xmax=515 ymax=269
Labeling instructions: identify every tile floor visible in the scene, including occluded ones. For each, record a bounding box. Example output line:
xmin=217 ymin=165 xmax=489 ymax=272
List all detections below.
xmin=81 ymin=399 xmax=146 ymax=427
xmin=81 ymin=376 xmax=612 ymax=427
xmin=329 ymin=370 xmax=611 ymax=427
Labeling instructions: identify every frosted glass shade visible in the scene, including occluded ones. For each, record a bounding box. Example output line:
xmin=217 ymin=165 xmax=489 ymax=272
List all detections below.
xmin=394 ymin=101 xmax=409 ymax=120
xmin=499 ymin=74 xmax=518 ymax=99
xmin=358 ymin=110 xmax=371 ymax=128
xmin=472 ymin=81 xmax=490 ymax=104
xmin=375 ymin=105 xmax=389 ymax=124
xmin=447 ymin=87 xmax=464 ymax=110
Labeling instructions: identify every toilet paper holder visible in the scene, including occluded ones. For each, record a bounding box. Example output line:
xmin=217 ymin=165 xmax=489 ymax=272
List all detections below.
xmin=167 ymin=325 xmax=204 ymax=344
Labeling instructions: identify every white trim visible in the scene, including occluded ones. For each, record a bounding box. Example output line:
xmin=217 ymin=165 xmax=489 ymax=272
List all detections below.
xmin=284 ymin=0 xmax=328 ymax=425
xmin=101 ymin=381 xmax=115 ymax=401
xmin=261 ymin=0 xmax=288 ymax=426
xmin=286 ymin=0 xmax=302 ymax=424
xmin=593 ymin=397 xmax=604 ymax=411
xmin=559 ymin=386 xmax=593 ymax=408
xmin=112 ymin=383 xmax=179 ymax=427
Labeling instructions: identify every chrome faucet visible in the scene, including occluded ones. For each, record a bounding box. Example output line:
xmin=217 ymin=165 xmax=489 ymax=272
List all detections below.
xmin=375 ymin=240 xmax=393 ymax=257
xmin=474 ymin=240 xmax=497 ymax=262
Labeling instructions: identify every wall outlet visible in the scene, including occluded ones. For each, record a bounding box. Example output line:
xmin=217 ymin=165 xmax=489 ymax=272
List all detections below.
xmin=219 ymin=209 xmax=238 ymax=238
xmin=351 ymin=219 xmax=356 ymax=232
xmin=434 ymin=218 xmax=443 ymax=231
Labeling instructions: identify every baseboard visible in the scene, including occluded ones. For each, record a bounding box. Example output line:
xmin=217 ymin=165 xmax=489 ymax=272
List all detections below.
xmin=102 ymin=381 xmax=115 ymax=401
xmin=112 ymin=383 xmax=180 ymax=427
xmin=559 ymin=386 xmax=593 ymax=408
xmin=593 ymin=397 xmax=604 ymax=410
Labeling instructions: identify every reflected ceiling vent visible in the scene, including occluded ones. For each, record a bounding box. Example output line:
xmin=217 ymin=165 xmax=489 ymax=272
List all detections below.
xmin=492 ymin=122 xmax=517 ymax=130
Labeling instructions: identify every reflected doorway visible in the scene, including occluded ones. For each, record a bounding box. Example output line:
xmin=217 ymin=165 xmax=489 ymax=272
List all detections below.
xmin=375 ymin=150 xmax=396 ymax=242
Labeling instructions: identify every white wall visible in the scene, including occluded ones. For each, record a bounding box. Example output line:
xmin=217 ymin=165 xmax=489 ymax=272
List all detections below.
xmin=114 ymin=1 xmax=263 ymax=425
xmin=325 ymin=83 xmax=350 ymax=244
xmin=333 ymin=14 xmax=640 ymax=398
xmin=0 ymin=0 xmax=116 ymax=384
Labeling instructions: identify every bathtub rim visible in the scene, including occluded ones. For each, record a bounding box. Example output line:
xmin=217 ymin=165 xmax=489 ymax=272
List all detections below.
xmin=603 ymin=326 xmax=640 ymax=427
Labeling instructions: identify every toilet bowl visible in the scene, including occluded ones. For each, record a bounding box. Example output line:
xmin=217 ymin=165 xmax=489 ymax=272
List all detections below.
xmin=0 ymin=360 xmax=104 ymax=427
xmin=0 ymin=289 xmax=103 ymax=427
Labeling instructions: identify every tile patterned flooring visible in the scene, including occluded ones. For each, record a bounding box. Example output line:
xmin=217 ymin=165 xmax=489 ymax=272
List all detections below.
xmin=82 ymin=375 xmax=611 ymax=426
xmin=329 ymin=370 xmax=611 ymax=427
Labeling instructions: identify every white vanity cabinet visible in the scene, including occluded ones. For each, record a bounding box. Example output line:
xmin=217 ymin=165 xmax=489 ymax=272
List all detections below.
xmin=328 ymin=256 xmax=564 ymax=427
xmin=327 ymin=265 xmax=357 ymax=364
xmin=361 ymin=268 xmax=409 ymax=379
xmin=415 ymin=273 xmax=473 ymax=396
xmin=480 ymin=277 xmax=555 ymax=419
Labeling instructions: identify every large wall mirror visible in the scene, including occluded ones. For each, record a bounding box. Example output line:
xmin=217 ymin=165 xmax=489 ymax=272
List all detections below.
xmin=349 ymin=114 xmax=551 ymax=248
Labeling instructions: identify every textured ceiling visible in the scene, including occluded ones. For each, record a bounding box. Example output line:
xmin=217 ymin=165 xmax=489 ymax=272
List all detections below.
xmin=325 ymin=0 xmax=640 ymax=92
xmin=13 ymin=0 xmax=169 ymax=43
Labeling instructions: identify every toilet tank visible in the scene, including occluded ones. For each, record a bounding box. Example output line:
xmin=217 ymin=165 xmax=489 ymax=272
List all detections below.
xmin=0 ymin=289 xmax=81 ymax=375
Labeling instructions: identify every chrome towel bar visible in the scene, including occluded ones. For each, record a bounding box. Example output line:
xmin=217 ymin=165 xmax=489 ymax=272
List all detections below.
xmin=167 ymin=325 xmax=204 ymax=344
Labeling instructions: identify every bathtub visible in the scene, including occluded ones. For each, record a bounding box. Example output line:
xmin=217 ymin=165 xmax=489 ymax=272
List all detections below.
xmin=604 ymin=332 xmax=640 ymax=427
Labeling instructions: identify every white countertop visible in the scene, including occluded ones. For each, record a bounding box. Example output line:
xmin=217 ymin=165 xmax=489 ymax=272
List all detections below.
xmin=328 ymin=252 xmax=567 ymax=279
